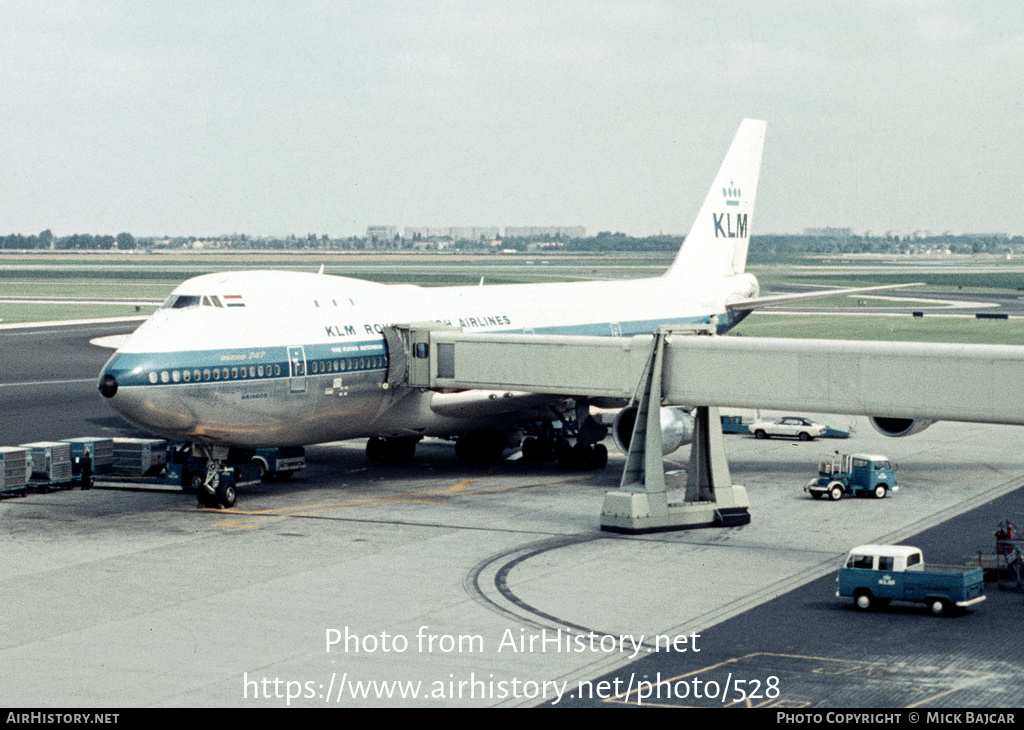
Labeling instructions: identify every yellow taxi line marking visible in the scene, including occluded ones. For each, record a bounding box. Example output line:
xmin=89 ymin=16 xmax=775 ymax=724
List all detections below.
xmin=211 ymin=473 xmax=593 ymax=529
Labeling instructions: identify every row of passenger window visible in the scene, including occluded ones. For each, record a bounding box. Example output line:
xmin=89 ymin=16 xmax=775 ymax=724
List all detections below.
xmin=306 ymin=356 xmax=385 ymax=375
xmin=147 ymin=356 xmax=387 ymax=385
xmin=149 ymin=364 xmax=283 ymax=384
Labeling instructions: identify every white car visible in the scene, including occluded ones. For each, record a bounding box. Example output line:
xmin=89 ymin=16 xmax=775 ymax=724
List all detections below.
xmin=749 ymin=416 xmax=828 ymax=441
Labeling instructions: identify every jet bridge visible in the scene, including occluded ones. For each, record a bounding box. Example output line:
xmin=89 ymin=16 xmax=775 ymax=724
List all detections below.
xmin=390 ymin=324 xmax=1024 ymax=532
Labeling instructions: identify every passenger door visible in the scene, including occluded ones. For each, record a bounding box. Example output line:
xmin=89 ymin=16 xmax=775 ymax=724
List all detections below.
xmin=288 ymin=346 xmax=306 ymax=393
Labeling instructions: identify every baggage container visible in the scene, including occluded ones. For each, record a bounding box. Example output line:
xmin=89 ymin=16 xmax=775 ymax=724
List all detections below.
xmin=19 ymin=441 xmax=74 ymax=488
xmin=63 ymin=437 xmax=114 ymax=477
xmin=0 ymin=447 xmax=30 ymax=497
xmin=112 ymin=438 xmax=168 ymax=476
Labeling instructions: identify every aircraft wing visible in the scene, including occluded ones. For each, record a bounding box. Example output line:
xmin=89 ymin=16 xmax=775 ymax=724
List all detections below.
xmin=429 ymin=390 xmax=565 ymax=419
xmin=726 ymin=283 xmax=924 ymax=312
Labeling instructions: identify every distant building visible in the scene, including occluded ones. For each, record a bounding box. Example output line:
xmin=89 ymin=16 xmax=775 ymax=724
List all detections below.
xmin=366 ymin=226 xmax=398 ymax=242
xmin=450 ymin=227 xmax=500 ymax=241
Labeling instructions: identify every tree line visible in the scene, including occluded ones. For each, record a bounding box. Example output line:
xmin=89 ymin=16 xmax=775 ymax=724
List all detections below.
xmin=2 ymin=230 xmax=1021 ymax=255
xmin=0 ymin=230 xmax=137 ymax=250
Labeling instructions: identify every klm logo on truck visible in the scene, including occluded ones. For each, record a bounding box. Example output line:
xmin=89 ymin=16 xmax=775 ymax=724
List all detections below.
xmin=713 ymin=213 xmax=748 ymax=239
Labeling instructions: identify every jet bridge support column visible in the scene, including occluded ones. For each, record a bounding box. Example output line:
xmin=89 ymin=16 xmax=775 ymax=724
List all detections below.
xmin=600 ymin=329 xmax=750 ymax=533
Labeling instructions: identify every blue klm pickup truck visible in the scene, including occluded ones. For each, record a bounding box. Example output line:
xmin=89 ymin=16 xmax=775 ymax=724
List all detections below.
xmin=837 ymin=545 xmax=986 ymax=616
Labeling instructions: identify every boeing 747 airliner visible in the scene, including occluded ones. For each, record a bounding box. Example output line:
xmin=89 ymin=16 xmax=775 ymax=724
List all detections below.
xmin=97 ymin=120 xmax=906 ymax=506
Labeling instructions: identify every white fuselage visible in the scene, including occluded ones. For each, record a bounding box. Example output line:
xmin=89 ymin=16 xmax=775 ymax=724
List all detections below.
xmin=97 ymin=268 xmax=756 ymax=447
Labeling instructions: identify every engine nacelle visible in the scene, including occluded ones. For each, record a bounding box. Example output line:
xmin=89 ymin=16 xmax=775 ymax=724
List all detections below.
xmin=613 ymin=406 xmax=695 ymax=455
xmin=869 ymin=417 xmax=936 ymax=438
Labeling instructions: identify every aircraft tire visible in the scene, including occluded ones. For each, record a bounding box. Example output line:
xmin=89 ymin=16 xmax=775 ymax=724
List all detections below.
xmin=216 ymin=483 xmax=237 ymax=509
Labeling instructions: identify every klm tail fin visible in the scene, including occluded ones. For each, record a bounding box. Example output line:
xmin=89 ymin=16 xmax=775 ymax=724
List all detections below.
xmin=664 ymin=119 xmax=766 ymax=281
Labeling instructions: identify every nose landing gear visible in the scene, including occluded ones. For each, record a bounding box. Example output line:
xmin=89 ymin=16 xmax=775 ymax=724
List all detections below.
xmin=195 ymin=445 xmax=239 ymax=509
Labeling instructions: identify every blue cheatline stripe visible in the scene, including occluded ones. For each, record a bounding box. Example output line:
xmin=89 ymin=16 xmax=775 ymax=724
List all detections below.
xmin=103 ymin=313 xmax=741 ymax=388
xmin=103 ymin=340 xmax=389 ymax=388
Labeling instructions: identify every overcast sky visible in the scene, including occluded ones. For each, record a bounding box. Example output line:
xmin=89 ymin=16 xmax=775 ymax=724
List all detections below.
xmin=2 ymin=1 xmax=1022 ymax=238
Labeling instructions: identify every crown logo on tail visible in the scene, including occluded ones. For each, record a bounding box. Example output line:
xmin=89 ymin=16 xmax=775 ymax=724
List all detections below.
xmin=723 ymin=180 xmax=741 ymax=206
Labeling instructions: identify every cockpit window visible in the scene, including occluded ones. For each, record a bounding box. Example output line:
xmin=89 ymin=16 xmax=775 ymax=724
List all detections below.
xmin=162 ymin=295 xmax=225 ymax=310
xmin=169 ymin=295 xmax=202 ymax=309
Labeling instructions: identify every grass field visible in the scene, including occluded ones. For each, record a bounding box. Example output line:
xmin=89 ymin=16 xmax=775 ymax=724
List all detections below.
xmin=731 ymin=312 xmax=1024 ymax=345
xmin=2 ymin=251 xmax=1022 ymax=344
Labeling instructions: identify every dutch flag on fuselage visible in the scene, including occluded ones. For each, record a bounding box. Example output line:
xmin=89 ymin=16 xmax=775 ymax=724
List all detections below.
xmin=223 ymin=295 xmax=245 ymax=307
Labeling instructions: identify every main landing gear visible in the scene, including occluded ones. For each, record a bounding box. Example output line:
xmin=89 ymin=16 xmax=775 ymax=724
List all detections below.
xmin=521 ymin=436 xmax=608 ymax=469
xmin=363 ymin=403 xmax=612 ymax=470
xmin=459 ymin=402 xmax=610 ymax=470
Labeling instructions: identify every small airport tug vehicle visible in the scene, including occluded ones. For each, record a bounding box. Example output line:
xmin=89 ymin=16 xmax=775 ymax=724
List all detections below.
xmin=837 ymin=545 xmax=986 ymax=616
xmin=805 ymin=453 xmax=897 ymax=500
xmin=249 ymin=446 xmax=306 ymax=481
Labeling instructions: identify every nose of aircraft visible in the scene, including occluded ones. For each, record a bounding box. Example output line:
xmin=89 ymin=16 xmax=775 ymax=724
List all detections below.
xmin=98 ymin=351 xmax=122 ymax=399
xmin=98 ymin=372 xmax=118 ymax=398
xmin=96 ymin=352 xmax=201 ymax=438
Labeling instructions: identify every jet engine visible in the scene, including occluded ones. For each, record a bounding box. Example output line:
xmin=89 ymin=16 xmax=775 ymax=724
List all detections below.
xmin=613 ymin=406 xmax=695 ymax=455
xmin=869 ymin=417 xmax=935 ymax=438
